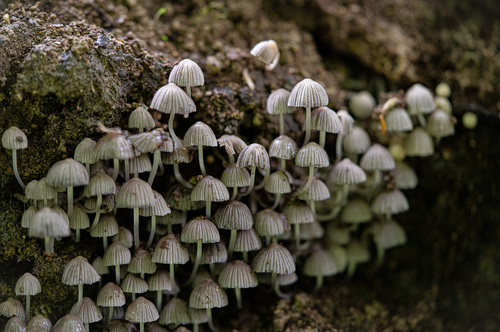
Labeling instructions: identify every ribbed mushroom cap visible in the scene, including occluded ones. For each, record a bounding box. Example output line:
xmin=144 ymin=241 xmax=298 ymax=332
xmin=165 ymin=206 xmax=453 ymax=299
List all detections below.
xmin=435 ymin=96 xmax=452 ymax=114
xmin=90 ymin=214 xmax=119 ymax=238
xmin=406 ymin=83 xmax=435 ymax=115
xmin=201 ymin=242 xmax=227 ymax=264
xmin=257 ymin=272 xmax=297 ymax=286
xmin=62 ymin=256 xmax=100 ymax=286
xmin=427 ymin=109 xmax=455 ymax=137
xmin=128 ymin=249 xmax=157 ymax=275
xmin=372 ymin=189 xmax=409 ymax=215
xmin=152 ymin=234 xmax=190 ymax=264
xmin=189 ymin=279 xmax=228 ymax=309
xmin=266 ymin=88 xmax=293 ymax=114
xmin=116 ymin=178 xmax=155 ymax=208
xmin=46 ymin=158 xmax=89 ymax=188
xmin=169 ymin=59 xmax=204 ymax=87
xmin=184 ymin=121 xmax=217 ymax=147
xmin=0 ymin=298 xmax=25 ymax=321
xmin=125 ymin=297 xmax=159 ymax=323
xmin=236 ymin=143 xmax=270 ymax=173
xmin=29 ymin=206 xmax=71 ymax=239
xmin=234 ymin=229 xmax=262 ymax=252
xmin=69 ymin=205 xmax=90 ymax=230
xmin=325 ymin=224 xmax=350 ymax=246
xmin=252 ymin=243 xmax=296 ymax=274
xmin=165 ymin=185 xmax=204 ymax=211
xmin=103 ymin=320 xmax=129 ymax=332
xmin=188 ymin=307 xmax=208 ymax=324
xmin=283 ymin=202 xmax=314 ymax=225
xmin=129 ymin=106 xmax=155 ymax=130
xmin=25 ymin=180 xmax=38 ymax=200
xmin=297 ymin=178 xmax=330 ymax=201
xmin=372 ymin=219 xmax=407 ymax=249
xmin=329 ymin=158 xmax=367 ymax=185
xmin=360 ymin=144 xmax=395 ymax=171
xmin=269 ymin=135 xmax=298 ymax=160
xmin=341 ymin=198 xmax=372 ymax=224
xmin=385 ymin=108 xmax=414 ymax=132
xmin=15 ymin=272 xmax=41 ymax=296
xmin=392 ymin=162 xmax=418 ymax=190
xmin=327 ymin=245 xmax=348 ymax=272
xmin=221 ymin=164 xmax=250 ymax=188
xmin=159 ymin=298 xmax=190 ymax=326
xmin=111 ymin=227 xmax=134 ymax=248
xmin=219 ymin=260 xmax=258 ymax=289
xmin=84 ymin=194 xmax=115 ymax=211
xmin=33 ymin=177 xmax=56 ymax=201
xmin=343 ymin=126 xmax=371 ymax=155
xmin=295 ymin=142 xmax=329 ymax=168
xmin=103 ymin=242 xmax=131 ymax=266
xmin=191 ymin=176 xmax=229 ymax=202
xmin=303 ymin=248 xmax=339 ymax=277
xmin=214 ymin=201 xmax=253 ymax=230
xmin=405 ymin=128 xmax=434 ymax=157
xmin=254 ymin=209 xmax=286 ymax=238
xmin=121 ymin=273 xmax=148 ymax=295
xmin=287 ymin=78 xmax=328 ymax=108
xmin=150 ymin=83 xmax=196 ymax=115
xmin=140 ymin=190 xmax=171 ymax=217
xmin=181 ymin=216 xmax=220 ymax=244
xmin=218 ymin=135 xmax=247 ymax=156
xmin=92 ymin=257 xmax=109 ymax=276
xmin=74 ymin=138 xmax=98 ymax=165
xmin=337 ymin=110 xmax=354 ymax=136
xmin=21 ymin=206 xmax=37 ymax=228
xmin=71 ymin=297 xmax=102 ymax=324
xmin=94 ymin=134 xmax=135 ymax=160
xmin=250 ymin=40 xmax=279 ymax=65
xmin=148 ymin=269 xmax=173 ymax=292
xmin=97 ymin=282 xmax=126 ymax=307
xmin=311 ymin=106 xmax=342 ymax=133
xmin=129 ymin=131 xmax=164 ymax=154
xmin=162 ymin=143 xmax=194 ymax=165
xmin=2 ymin=126 xmax=28 ymax=150
xmin=265 ymin=171 xmax=291 ymax=194
xmin=28 ymin=314 xmax=52 ymax=330
xmin=298 ymin=221 xmax=324 ymax=240
xmin=349 ymin=90 xmax=376 ymax=120
xmin=346 ymin=241 xmax=370 ymax=264
xmin=51 ymin=315 xmax=85 ymax=332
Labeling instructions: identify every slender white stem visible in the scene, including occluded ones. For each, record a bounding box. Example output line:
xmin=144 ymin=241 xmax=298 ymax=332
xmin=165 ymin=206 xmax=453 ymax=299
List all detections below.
xmin=12 ymin=149 xmax=25 ymax=189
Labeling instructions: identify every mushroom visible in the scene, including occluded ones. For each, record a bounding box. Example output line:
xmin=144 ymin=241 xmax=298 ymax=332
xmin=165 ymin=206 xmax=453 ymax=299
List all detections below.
xmin=62 ymin=256 xmax=100 ymax=308
xmin=28 ymin=206 xmax=71 ymax=255
xmin=125 ymin=297 xmax=159 ymax=332
xmin=218 ymin=260 xmax=257 ymax=310
xmin=147 ymin=269 xmax=173 ymax=310
xmin=266 ymin=89 xmax=293 ymax=136
xmin=97 ymin=282 xmax=126 ymax=323
xmin=191 ymin=175 xmax=229 ymax=219
xmin=15 ymin=272 xmax=41 ymax=321
xmin=168 ymin=59 xmax=205 ymax=98
xmin=188 ymin=279 xmax=228 ymax=332
xmin=184 ymin=121 xmax=217 ymax=176
xmin=103 ymin=242 xmax=131 ymax=285
xmin=1 ymin=126 xmax=28 ymax=189
xmin=70 ymin=297 xmax=102 ymax=332
xmin=303 ymin=247 xmax=339 ymax=291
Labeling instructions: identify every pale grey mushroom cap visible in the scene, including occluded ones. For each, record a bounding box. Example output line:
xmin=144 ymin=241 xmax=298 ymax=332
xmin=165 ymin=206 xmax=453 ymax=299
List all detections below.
xmin=188 ymin=307 xmax=208 ymax=324
xmin=343 ymin=126 xmax=371 ymax=155
xmin=385 ymin=108 xmax=414 ymax=132
xmin=2 ymin=126 xmax=28 ymax=150
xmin=360 ymin=143 xmax=395 ymax=171
xmin=103 ymin=320 xmax=129 ymax=332
xmin=129 ymin=154 xmax=153 ymax=174
xmin=150 ymin=83 xmax=196 ymax=115
xmin=162 ymin=143 xmax=194 ymax=164
xmin=348 ymin=90 xmax=376 ymax=120
xmin=311 ymin=106 xmax=342 ymax=133
xmin=181 ymin=216 xmax=220 ymax=244
xmin=92 ymin=257 xmax=110 ymax=276
xmin=201 ymin=242 xmax=228 ymax=264
xmin=250 ymin=40 xmax=279 ymax=65
xmin=254 ymin=209 xmax=286 ymax=238
xmin=94 ymin=134 xmax=135 ymax=160
xmin=25 ymin=180 xmax=38 ymax=200
xmin=103 ymin=242 xmax=131 ymax=266
xmin=116 ymin=178 xmax=155 ymax=208
xmin=129 ymin=106 xmax=155 ymax=130
xmin=184 ymin=121 xmax=217 ymax=147
xmin=327 ymin=245 xmax=348 ymax=272
xmin=121 ymin=274 xmax=148 ymax=295
xmin=219 ymin=260 xmax=258 ymax=288
xmin=372 ymin=219 xmax=407 ymax=250
xmin=341 ymin=198 xmax=372 ymax=224
xmin=84 ymin=194 xmax=114 ymax=211
xmin=234 ymin=229 xmax=262 ymax=253
xmin=165 ymin=185 xmax=205 ymax=211
xmin=84 ymin=170 xmax=116 ymax=197
xmin=33 ymin=177 xmax=56 ymax=201
xmin=28 ymin=314 xmax=52 ymax=330
xmin=303 ymin=248 xmax=339 ymax=277
xmin=392 ymin=162 xmax=418 ymax=190
xmin=0 ymin=298 xmax=25 ymax=321
xmin=129 ymin=130 xmax=164 ymax=154
xmin=252 ymin=243 xmax=296 ymax=274
xmin=51 ymin=315 xmax=85 ymax=332
xmin=427 ymin=109 xmax=455 ymax=138
xmin=221 ymin=163 xmax=251 ymax=188
xmin=346 ymin=240 xmax=370 ymax=264
xmin=140 ymin=190 xmax=171 ymax=217
xmin=62 ymin=256 xmax=100 ymax=286
xmin=434 ymin=96 xmax=452 ymax=114
xmin=71 ymin=297 xmax=102 ymax=324
xmin=157 ymin=210 xmax=186 ymax=226
xmin=128 ymin=249 xmax=157 ymax=275
xmin=328 ymin=158 xmax=367 ymax=185
xmin=189 ymin=279 xmax=228 ymax=309
xmin=191 ymin=176 xmax=229 ymax=202
xmin=405 ymin=127 xmax=434 ymax=157
xmin=257 ymin=272 xmax=297 ymax=286
xmin=15 ymin=272 xmax=41 ymax=296
xmin=159 ymin=298 xmax=190 ymax=326
xmin=266 ymin=88 xmax=293 ymax=115
xmin=265 ymin=171 xmax=291 ymax=194
xmin=371 ymin=189 xmax=409 ymax=215
xmin=148 ymin=269 xmax=173 ymax=292
xmin=406 ymin=83 xmax=435 ymax=115
xmin=28 ymin=206 xmax=71 ymax=239
xmin=337 ymin=110 xmax=354 ymax=136
xmin=218 ymin=135 xmax=247 ymax=156
xmin=169 ymin=59 xmax=204 ymax=87
xmin=287 ymin=78 xmax=328 ymax=108
xmin=69 ymin=205 xmax=90 ymax=230
xmin=46 ymin=158 xmax=89 ymax=188
xmin=125 ymin=297 xmax=159 ymax=323
xmin=269 ymin=135 xmax=298 ymax=160
xmin=21 ymin=206 xmax=37 ymax=228
xmin=236 ymin=143 xmax=270 ymax=173
xmin=298 ymin=221 xmax=324 ymax=240
xmin=295 ymin=142 xmax=329 ymax=168
xmin=283 ymin=202 xmax=314 ymax=225
xmin=297 ymin=178 xmax=330 ymax=201
xmin=213 ymin=200 xmax=253 ymax=230
xmin=152 ymin=234 xmax=190 ymax=264
xmin=97 ymin=282 xmax=126 ymax=307
xmin=90 ymin=214 xmax=118 ymax=239
xmin=74 ymin=138 xmax=98 ymax=165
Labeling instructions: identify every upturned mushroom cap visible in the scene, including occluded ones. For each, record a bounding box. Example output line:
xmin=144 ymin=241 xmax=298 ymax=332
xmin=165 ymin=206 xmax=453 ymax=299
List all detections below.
xmin=254 ymin=209 xmax=286 ymax=237
xmin=303 ymin=248 xmax=339 ymax=277
xmin=15 ymin=272 xmax=41 ymax=296
xmin=265 ymin=171 xmax=291 ymax=194
xmin=236 ymin=143 xmax=270 ymax=174
xmin=295 ymin=142 xmax=329 ymax=168
xmin=427 ymin=109 xmax=455 ymax=137
xmin=103 ymin=242 xmax=131 ymax=266
xmin=184 ymin=121 xmax=217 ymax=147
xmin=348 ymin=90 xmax=376 ymax=120
xmin=51 ymin=315 xmax=85 ymax=332
xmin=0 ymin=298 xmax=25 ymax=321
xmin=71 ymin=297 xmax=102 ymax=324
xmin=159 ymin=298 xmax=190 ymax=326
xmin=62 ymin=256 xmax=100 ymax=286
xmin=169 ymin=59 xmax=204 ymax=87
xmin=128 ymin=249 xmax=157 ymax=275
xmin=116 ymin=178 xmax=155 ymax=208
xmin=46 ymin=158 xmax=89 ymax=188
xmin=266 ymin=88 xmax=293 ymax=114
xmin=129 ymin=130 xmax=164 ymax=154
xmin=125 ymin=297 xmax=159 ymax=323
xmin=392 ymin=162 xmax=418 ymax=190
xmin=269 ymin=135 xmax=298 ymax=160
xmin=140 ymin=190 xmax=171 ymax=217
xmin=191 ymin=176 xmax=230 ymax=202
xmin=297 ymin=178 xmax=330 ymax=201
xmin=213 ymin=201 xmax=253 ymax=230
xmin=2 ymin=126 xmax=28 ymax=150
xmin=97 ymin=282 xmax=126 ymax=307
xmin=406 ymin=83 xmax=435 ymax=115
xmin=28 ymin=206 xmax=71 ymax=239
xmin=121 ymin=273 xmax=148 ymax=295
xmin=372 ymin=219 xmax=407 ymax=249
xmin=311 ymin=106 xmax=342 ymax=133
xmin=90 ymin=214 xmax=119 ymax=238
xmin=359 ymin=144 xmax=395 ymax=171
xmin=385 ymin=108 xmax=414 ymax=132
xmin=181 ymin=216 xmax=220 ymax=244
xmin=220 ymin=164 xmax=250 ymax=188
xmin=343 ymin=126 xmax=371 ymax=155
xmin=234 ymin=229 xmax=262 ymax=253
xmin=148 ymin=269 xmax=173 ymax=292
xmin=341 ymin=198 xmax=372 ymax=224
xmin=28 ymin=314 xmax=52 ymax=330
xmin=189 ymin=279 xmax=228 ymax=309
xmin=94 ymin=133 xmax=135 ymax=161
xmin=252 ymin=243 xmax=296 ymax=274
xmin=328 ymin=158 xmax=367 ymax=185
xmin=371 ymin=189 xmax=410 ymax=215
xmin=219 ymin=260 xmax=258 ymax=289
xmin=218 ymin=135 xmax=247 ymax=156
xmin=287 ymin=78 xmax=328 ymax=108
xmin=405 ymin=127 xmax=435 ymax=157
xmin=152 ymin=234 xmax=190 ymax=264
xmin=129 ymin=106 xmax=155 ymax=130
xmin=74 ymin=138 xmax=98 ymax=165
xmin=283 ymin=202 xmax=314 ymax=225
xmin=150 ymin=83 xmax=196 ymax=115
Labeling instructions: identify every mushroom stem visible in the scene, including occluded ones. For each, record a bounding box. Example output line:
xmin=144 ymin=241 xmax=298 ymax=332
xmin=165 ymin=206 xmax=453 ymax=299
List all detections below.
xmin=133 ymin=207 xmax=140 ymax=249
xmin=228 ymin=229 xmax=237 ymax=258
xmin=124 ymin=159 xmax=130 ymax=181
xmin=186 ymin=84 xmax=192 ymax=98
xmin=294 ymin=223 xmax=301 ymax=249
xmin=78 ymin=283 xmax=83 ymax=307
xmin=241 ymin=166 xmax=256 ymax=197
xmin=231 ymin=186 xmax=238 ymax=201
xmin=173 ymin=163 xmax=193 ymax=188
xmin=25 ymin=294 xmax=31 ymax=321
xmin=271 ymin=193 xmax=281 ymax=210
xmin=12 ymin=149 xmax=25 ymax=189
xmin=303 ymin=106 xmax=312 ymax=146
xmin=185 ymin=239 xmax=202 ymax=285
xmin=112 ymin=158 xmax=120 ymax=181
xmin=336 ymin=133 xmax=344 ymax=162
xmin=375 ymin=245 xmax=385 ymax=270
xmin=103 ymin=236 xmax=108 ymax=250
xmin=168 ymin=111 xmax=183 ymax=149
xmin=293 ymin=167 xmax=314 ymax=197
xmin=205 ymin=199 xmax=212 ymax=219
xmin=107 ymin=306 xmax=114 ymax=323
xmin=67 ymin=186 xmax=74 ymax=219
xmin=198 ymin=146 xmax=207 ymax=176
xmin=44 ymin=237 xmax=54 ymax=255
xmin=417 ymin=111 xmax=427 ymax=128
xmin=315 ymin=275 xmax=324 ymax=292
xmin=85 ymin=322 xmax=89 ymax=332
xmin=156 ymin=290 xmax=162 ymax=310
xmin=115 ymin=265 xmax=121 ymax=285
xmin=319 ymin=130 xmax=326 ymax=148
xmin=253 ymin=168 xmax=269 ymax=190
xmin=242 ymin=251 xmax=249 ymax=263
xmin=75 ymin=228 xmax=81 ymax=243
xmin=206 ymin=308 xmax=217 ymax=332
xmin=235 ymin=288 xmax=242 ymax=310
xmin=169 ymin=264 xmax=176 ymax=291
xmin=147 ymin=149 xmax=161 ymax=186
xmin=273 ymin=279 xmax=288 ymax=299
xmin=279 ymin=114 xmax=285 ymax=136
xmin=280 ymin=158 xmax=286 ymax=171
xmin=91 ymin=210 xmax=101 ymax=230
xmin=132 ymin=292 xmax=136 ymax=301
xmin=147 ymin=215 xmax=156 ymax=248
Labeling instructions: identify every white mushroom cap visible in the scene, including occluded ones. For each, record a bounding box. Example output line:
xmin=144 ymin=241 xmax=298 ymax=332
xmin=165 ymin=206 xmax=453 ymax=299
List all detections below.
xmin=348 ymin=90 xmax=376 ymax=120
xmin=71 ymin=297 xmax=102 ymax=324
xmin=27 ymin=314 xmax=52 ymax=330
xmin=252 ymin=243 xmax=296 ymax=274
xmin=201 ymin=242 xmax=228 ymax=264
xmin=94 ymin=134 xmax=135 ymax=160
xmin=191 ymin=176 xmax=230 ymax=202
xmin=28 ymin=207 xmax=71 ymax=239
xmin=147 ymin=270 xmax=173 ymax=292
xmin=125 ymin=297 xmax=159 ymax=323
xmin=169 ymin=59 xmax=204 ymax=88
xmin=385 ymin=108 xmax=414 ymax=132
xmin=121 ymin=274 xmax=148 ymax=295
xmin=46 ymin=158 xmax=89 ymax=188
xmin=269 ymin=135 xmax=298 ymax=160
xmin=297 ymin=178 xmax=330 ymax=201
xmin=372 ymin=219 xmax=407 ymax=249
xmin=0 ymin=298 xmax=25 ymax=321
xmin=127 ymin=249 xmax=157 ymax=275
xmin=129 ymin=106 xmax=155 ymax=130
xmin=265 ymin=171 xmax=291 ymax=194
xmin=343 ymin=126 xmax=371 ymax=155
xmin=15 ymin=272 xmax=41 ymax=296
xmin=116 ymin=178 xmax=155 ymax=209
xmin=96 ymin=282 xmax=126 ymax=307
xmin=311 ymin=106 xmax=342 ymax=133
xmin=181 ymin=216 xmax=220 ymax=244
xmin=341 ymin=198 xmax=372 ymax=224
xmin=254 ymin=209 xmax=286 ymax=238
xmin=295 ymin=142 xmax=329 ymax=168
xmin=250 ymin=40 xmax=279 ymax=66
xmin=51 ymin=315 xmax=85 ymax=332
xmin=236 ymin=143 xmax=270 ymax=173
xmin=220 ymin=164 xmax=250 ymax=188
xmin=405 ymin=128 xmax=434 ymax=157
xmin=213 ymin=200 xmax=253 ymax=230
xmin=328 ymin=158 xmax=366 ymax=185
xmin=283 ymin=202 xmax=314 ymax=225
xmin=371 ymin=189 xmax=410 ymax=215
xmin=159 ymin=298 xmax=190 ymax=326
xmin=288 ymin=78 xmax=328 ymax=108
xmin=218 ymin=260 xmax=258 ymax=289
xmin=150 ymin=83 xmax=196 ymax=115
xmin=360 ymin=144 xmax=395 ymax=171
xmin=152 ymin=234 xmax=190 ymax=265
xmin=184 ymin=121 xmax=217 ymax=147
xmin=303 ymin=248 xmax=339 ymax=277
xmin=2 ymin=126 xmax=28 ymax=150
xmin=74 ymin=138 xmax=98 ymax=165
xmin=189 ymin=279 xmax=228 ymax=309
xmin=62 ymin=256 xmax=100 ymax=286
xmin=234 ymin=229 xmax=262 ymax=253
xmin=266 ymin=88 xmax=293 ymax=115
xmin=406 ymin=83 xmax=435 ymax=115
xmin=217 ymin=135 xmax=247 ymax=156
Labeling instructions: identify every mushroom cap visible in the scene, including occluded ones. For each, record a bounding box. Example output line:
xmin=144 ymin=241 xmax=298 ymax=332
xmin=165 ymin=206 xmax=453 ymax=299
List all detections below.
xmin=434 ymin=96 xmax=452 ymax=114
xmin=46 ymin=158 xmax=89 ymax=188
xmin=348 ymin=90 xmax=376 ymax=120
xmin=103 ymin=242 xmax=131 ymax=266
xmin=392 ymin=162 xmax=418 ymax=190
xmin=161 ymin=142 xmax=195 ymax=165
xmin=435 ymin=82 xmax=451 ymax=98
xmin=188 ymin=307 xmax=208 ymax=324
xmin=427 ymin=109 xmax=455 ymax=138
xmin=27 ymin=314 xmax=52 ymax=330
xmin=112 ymin=227 xmax=134 ymax=248
xmin=297 ymin=178 xmax=330 ymax=201
xmin=84 ymin=194 xmax=114 ymax=211
xmin=150 ymin=83 xmax=196 ymax=115
xmin=303 ymin=248 xmax=339 ymax=277
xmin=147 ymin=269 xmax=173 ymax=292
xmin=250 ymin=40 xmax=279 ymax=65
xmin=338 ymin=110 xmax=354 ymax=136
xmin=236 ymin=143 xmax=270 ymax=173
xmin=213 ymin=201 xmax=253 ymax=230
xmin=266 ymin=88 xmax=293 ymax=114
xmin=103 ymin=320 xmax=129 ymax=332
xmin=94 ymin=134 xmax=135 ymax=160
xmin=254 ymin=209 xmax=286 ymax=238
xmin=139 ymin=190 xmax=171 ymax=217
xmin=51 ymin=315 xmax=85 ymax=332
xmin=0 ymin=298 xmax=25 ymax=321
xmin=298 ymin=221 xmax=324 ymax=240
xmin=129 ymin=154 xmax=153 ymax=174
xmin=191 ymin=175 xmax=230 ymax=203
xmin=96 ymin=282 xmax=126 ymax=307
xmin=295 ymin=142 xmax=329 ymax=168
xmin=371 ymin=189 xmax=409 ymax=215
xmin=69 ymin=205 xmax=90 ymax=230
xmin=165 ymin=185 xmax=205 ymax=211
xmin=70 ymin=297 xmax=102 ymax=324
xmin=372 ymin=219 xmax=407 ymax=249
xmin=125 ymin=297 xmax=159 ymax=323
xmin=129 ymin=106 xmax=155 ymax=130
xmin=406 ymin=83 xmax=435 ymax=115
xmin=90 ymin=214 xmax=119 ymax=238
xmin=341 ymin=198 xmax=372 ymax=224
xmin=184 ymin=121 xmax=217 ymax=147
xmin=221 ymin=163 xmax=250 ymax=188
xmin=265 ymin=171 xmax=291 ymax=194
xmin=91 ymin=257 xmax=110 ymax=276
xmin=252 ymin=243 xmax=296 ymax=274
xmin=74 ymin=138 xmax=98 ymax=165
xmin=32 ymin=178 xmax=56 ymax=201
xmin=159 ymin=298 xmax=190 ymax=326
xmin=189 ymin=279 xmax=228 ymax=309
xmin=327 ymin=245 xmax=348 ymax=272
xmin=129 ymin=131 xmax=164 ymax=154
xmin=218 ymin=260 xmax=258 ymax=289
xmin=218 ymin=135 xmax=247 ymax=156
xmin=121 ymin=273 xmax=148 ymax=295
xmin=343 ymin=126 xmax=371 ymax=155
xmin=201 ymin=242 xmax=228 ymax=264
xmin=21 ymin=205 xmax=37 ymax=228
xmin=5 ymin=315 xmax=26 ymax=332
xmin=385 ymin=108 xmax=414 ymax=132
xmin=168 ymin=59 xmax=204 ymax=87
xmin=269 ymin=135 xmax=298 ymax=160
xmin=283 ymin=202 xmax=314 ymax=225
xmin=328 ymin=158 xmax=367 ymax=185
xmin=24 ymin=180 xmax=38 ymax=200
xmin=62 ymin=256 xmax=100 ymax=286
xmin=405 ymin=127 xmax=434 ymax=157
xmin=311 ymin=106 xmax=342 ymax=133
xmin=28 ymin=206 xmax=71 ymax=239
xmin=234 ymin=229 xmax=262 ymax=253
xmin=257 ymin=272 xmax=297 ymax=286
xmin=116 ymin=178 xmax=155 ymax=208
xmin=359 ymin=143 xmax=395 ymax=171
xmin=181 ymin=216 xmax=220 ymax=244
xmin=128 ymin=249 xmax=157 ymax=275
xmin=15 ymin=272 xmax=41 ymax=296
xmin=2 ymin=126 xmax=28 ymax=150
xmin=287 ymin=78 xmax=328 ymax=108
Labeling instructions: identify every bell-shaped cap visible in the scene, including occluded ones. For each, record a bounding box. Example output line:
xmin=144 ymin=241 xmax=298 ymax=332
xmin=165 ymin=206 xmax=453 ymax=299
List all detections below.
xmin=288 ymin=78 xmax=328 ymax=108
xmin=103 ymin=242 xmax=131 ymax=266
xmin=385 ymin=108 xmax=414 ymax=132
xmin=254 ymin=209 xmax=286 ymax=238
xmin=74 ymin=138 xmax=98 ymax=165
xmin=128 ymin=249 xmax=157 ymax=275
xmin=392 ymin=162 xmax=418 ymax=190
xmin=169 ymin=59 xmax=204 ymax=88
xmin=191 ymin=176 xmax=229 ymax=203
xmin=181 ymin=216 xmax=220 ymax=244
xmin=150 ymin=83 xmax=196 ymax=115
xmin=427 ymin=109 xmax=454 ymax=138
xmin=201 ymin=242 xmax=228 ymax=264
xmin=219 ymin=260 xmax=258 ymax=289
xmin=116 ymin=178 xmax=155 ymax=208
xmin=236 ymin=143 xmax=270 ymax=173
xmin=234 ymin=229 xmax=262 ymax=253
xmin=265 ymin=171 xmax=291 ymax=194
xmin=97 ymin=282 xmax=126 ymax=307
xmin=406 ymin=83 xmax=435 ymax=115
xmin=269 ymin=135 xmax=298 ymax=160
xmin=348 ymin=90 xmax=375 ymax=120
xmin=252 ymin=243 xmax=295 ymax=274
xmin=129 ymin=106 xmax=155 ymax=130
xmin=5 ymin=316 xmax=26 ymax=331
xmin=213 ymin=201 xmax=253 ymax=230
xmin=90 ymin=214 xmax=119 ymax=238
xmin=15 ymin=272 xmax=41 ymax=296
xmin=311 ymin=106 xmax=342 ymax=133
xmin=121 ymin=274 xmax=148 ymax=295
xmin=218 ymin=135 xmax=247 ymax=156
xmin=405 ymin=127 xmax=434 ymax=157
xmin=46 ymin=158 xmax=89 ymax=188
xmin=147 ymin=269 xmax=173 ymax=292
xmin=360 ymin=143 xmax=395 ymax=171
xmin=71 ymin=297 xmax=102 ymax=324
xmin=29 ymin=206 xmax=71 ymax=239
xmin=338 ymin=110 xmax=354 ymax=136
xmin=295 ymin=142 xmax=329 ymax=168
xmin=298 ymin=221 xmax=324 ymax=240
xmin=372 ymin=219 xmax=407 ymax=249
xmin=303 ymin=248 xmax=339 ymax=277
xmin=62 ymin=256 xmax=100 ymax=286
xmin=328 ymin=158 xmax=366 ymax=185
xmin=371 ymin=189 xmax=409 ymax=215
xmin=283 ymin=202 xmax=314 ymax=225
xmin=129 ymin=130 xmax=164 ymax=154
xmin=189 ymin=279 xmax=228 ymax=309
xmin=94 ymin=133 xmax=135 ymax=160
xmin=266 ymin=88 xmax=293 ymax=114
xmin=125 ymin=297 xmax=159 ymax=323
xmin=2 ymin=126 xmax=28 ymax=150
xmin=0 ymin=298 xmax=25 ymax=321
xmin=184 ymin=121 xmax=217 ymax=147
xmin=221 ymin=164 xmax=250 ymax=188
xmin=27 ymin=315 xmax=52 ymax=330
xmin=83 ymin=170 xmax=115 ymax=197
xmin=250 ymin=40 xmax=279 ymax=65
xmin=159 ymin=298 xmax=190 ymax=326
xmin=346 ymin=240 xmax=370 ymax=264
xmin=152 ymin=234 xmax=190 ymax=265
xmin=51 ymin=315 xmax=85 ymax=332
xmin=130 ymin=154 xmax=153 ymax=174
xmin=297 ymin=178 xmax=330 ymax=201
xmin=341 ymin=198 xmax=372 ymax=224
xmin=165 ymin=185 xmax=205 ymax=211
xmin=343 ymin=126 xmax=371 ymax=155
xmin=140 ymin=190 xmax=171 ymax=217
